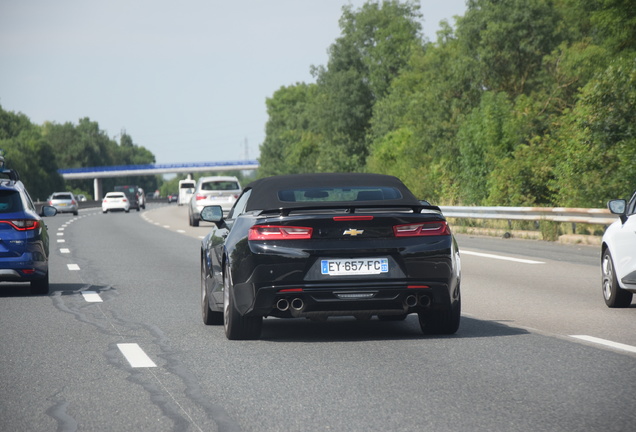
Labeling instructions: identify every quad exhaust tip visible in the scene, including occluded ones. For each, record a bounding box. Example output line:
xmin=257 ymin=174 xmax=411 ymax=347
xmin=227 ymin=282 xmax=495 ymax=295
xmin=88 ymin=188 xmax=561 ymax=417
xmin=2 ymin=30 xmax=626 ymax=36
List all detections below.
xmin=290 ymin=298 xmax=304 ymax=311
xmin=276 ymin=298 xmax=290 ymax=311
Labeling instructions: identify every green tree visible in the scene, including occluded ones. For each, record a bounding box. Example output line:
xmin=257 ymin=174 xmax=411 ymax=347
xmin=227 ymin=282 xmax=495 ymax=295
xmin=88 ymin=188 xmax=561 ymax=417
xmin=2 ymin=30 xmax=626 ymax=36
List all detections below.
xmin=456 ymin=0 xmax=565 ymax=96
xmin=309 ymin=0 xmax=424 ymax=172
xmin=259 ymin=83 xmax=321 ymax=176
xmin=549 ymin=56 xmax=636 ymax=206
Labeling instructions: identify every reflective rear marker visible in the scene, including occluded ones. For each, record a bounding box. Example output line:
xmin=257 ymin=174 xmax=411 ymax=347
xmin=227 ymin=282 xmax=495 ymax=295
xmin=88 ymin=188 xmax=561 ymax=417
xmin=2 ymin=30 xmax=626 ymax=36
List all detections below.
xmin=570 ymin=335 xmax=636 ymax=354
xmin=82 ymin=291 xmax=103 ymax=302
xmin=117 ymin=343 xmax=157 ymax=367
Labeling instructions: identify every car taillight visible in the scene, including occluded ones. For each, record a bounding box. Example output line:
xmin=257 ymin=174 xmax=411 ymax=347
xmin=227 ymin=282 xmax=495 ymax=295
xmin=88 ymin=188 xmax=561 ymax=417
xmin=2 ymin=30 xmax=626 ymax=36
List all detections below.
xmin=71 ymin=200 xmax=77 ymax=205
xmin=393 ymin=221 xmax=450 ymax=237
xmin=1 ymin=220 xmax=40 ymax=231
xmin=248 ymin=225 xmax=313 ymax=240
xmin=195 ymin=194 xmax=207 ymax=201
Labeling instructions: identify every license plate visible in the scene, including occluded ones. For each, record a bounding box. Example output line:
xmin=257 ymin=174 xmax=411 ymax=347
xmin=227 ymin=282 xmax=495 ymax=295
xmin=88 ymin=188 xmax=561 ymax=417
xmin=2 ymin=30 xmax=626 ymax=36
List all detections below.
xmin=321 ymin=258 xmax=389 ymax=276
xmin=59 ymin=203 xmax=67 ymax=206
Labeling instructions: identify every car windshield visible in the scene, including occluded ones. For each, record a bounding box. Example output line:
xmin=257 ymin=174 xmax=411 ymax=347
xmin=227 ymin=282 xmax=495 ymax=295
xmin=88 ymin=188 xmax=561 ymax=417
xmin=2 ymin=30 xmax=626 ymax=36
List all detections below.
xmin=0 ymin=190 xmax=23 ymax=213
xmin=277 ymin=187 xmax=402 ymax=203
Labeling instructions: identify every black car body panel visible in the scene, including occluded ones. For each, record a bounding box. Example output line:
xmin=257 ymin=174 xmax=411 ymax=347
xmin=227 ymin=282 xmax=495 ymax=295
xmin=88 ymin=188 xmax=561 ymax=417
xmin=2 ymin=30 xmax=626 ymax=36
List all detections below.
xmin=200 ymin=173 xmax=461 ymax=339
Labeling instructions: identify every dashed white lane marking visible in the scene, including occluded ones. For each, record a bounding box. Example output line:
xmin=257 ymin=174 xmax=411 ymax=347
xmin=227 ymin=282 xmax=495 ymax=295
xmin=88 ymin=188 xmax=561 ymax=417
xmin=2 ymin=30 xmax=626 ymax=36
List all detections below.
xmin=163 ymin=225 xmax=170 ymax=228
xmin=58 ymin=227 xmax=64 ymax=231
xmin=60 ymin=248 xmax=70 ymax=254
xmin=571 ymin=335 xmax=636 ymax=354
xmin=56 ymin=232 xmax=64 ymax=236
xmin=81 ymin=291 xmax=103 ymax=302
xmin=461 ymin=250 xmax=544 ymax=264
xmin=177 ymin=229 xmax=185 ymax=233
xmin=117 ymin=343 xmax=157 ymax=368
xmin=57 ymin=239 xmax=65 ymax=243
xmin=67 ymin=264 xmax=80 ymax=271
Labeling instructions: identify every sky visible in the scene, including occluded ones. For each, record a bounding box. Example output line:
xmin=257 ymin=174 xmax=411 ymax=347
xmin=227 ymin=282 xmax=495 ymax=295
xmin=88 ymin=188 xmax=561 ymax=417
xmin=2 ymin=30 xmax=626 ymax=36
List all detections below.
xmin=0 ymin=0 xmax=467 ymax=166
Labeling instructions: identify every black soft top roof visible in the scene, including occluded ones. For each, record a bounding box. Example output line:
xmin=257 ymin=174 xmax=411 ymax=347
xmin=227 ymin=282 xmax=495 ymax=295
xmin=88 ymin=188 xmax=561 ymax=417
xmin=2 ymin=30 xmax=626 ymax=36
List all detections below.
xmin=244 ymin=173 xmax=420 ymax=212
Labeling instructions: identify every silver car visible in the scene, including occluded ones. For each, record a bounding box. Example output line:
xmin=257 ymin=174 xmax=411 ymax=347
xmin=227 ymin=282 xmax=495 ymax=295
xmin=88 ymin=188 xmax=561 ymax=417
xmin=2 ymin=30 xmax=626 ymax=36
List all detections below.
xmin=601 ymin=189 xmax=636 ymax=307
xmin=188 ymin=176 xmax=241 ymax=226
xmin=48 ymin=192 xmax=78 ymax=216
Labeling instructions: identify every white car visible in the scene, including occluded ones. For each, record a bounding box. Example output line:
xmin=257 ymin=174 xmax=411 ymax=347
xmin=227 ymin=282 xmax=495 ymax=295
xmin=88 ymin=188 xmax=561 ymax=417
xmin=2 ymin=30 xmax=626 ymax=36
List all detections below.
xmin=188 ymin=176 xmax=241 ymax=226
xmin=102 ymin=192 xmax=130 ymax=213
xmin=601 ymin=190 xmax=636 ymax=307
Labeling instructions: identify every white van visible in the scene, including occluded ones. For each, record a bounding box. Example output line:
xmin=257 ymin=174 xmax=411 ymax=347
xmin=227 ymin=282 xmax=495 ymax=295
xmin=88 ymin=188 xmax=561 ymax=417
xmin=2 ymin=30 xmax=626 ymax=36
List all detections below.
xmin=178 ymin=179 xmax=196 ymax=206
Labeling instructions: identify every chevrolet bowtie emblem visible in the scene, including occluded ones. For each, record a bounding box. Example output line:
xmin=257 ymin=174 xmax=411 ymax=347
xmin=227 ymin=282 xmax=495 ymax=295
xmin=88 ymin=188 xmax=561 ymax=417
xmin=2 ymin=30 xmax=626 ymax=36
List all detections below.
xmin=343 ymin=228 xmax=364 ymax=236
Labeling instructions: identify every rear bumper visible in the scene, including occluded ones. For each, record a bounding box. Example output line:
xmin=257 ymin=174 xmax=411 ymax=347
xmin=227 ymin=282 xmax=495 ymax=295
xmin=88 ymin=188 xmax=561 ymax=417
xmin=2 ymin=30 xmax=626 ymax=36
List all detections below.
xmin=232 ymin=276 xmax=457 ymax=318
xmin=0 ymin=254 xmax=48 ymax=282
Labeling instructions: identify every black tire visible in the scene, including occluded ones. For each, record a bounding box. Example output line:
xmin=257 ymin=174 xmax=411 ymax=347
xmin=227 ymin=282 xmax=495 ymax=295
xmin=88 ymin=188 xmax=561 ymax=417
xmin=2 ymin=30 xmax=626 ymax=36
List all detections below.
xmin=103 ymin=210 xmax=107 ymax=213
xmin=223 ymin=264 xmax=262 ymax=340
xmin=31 ymin=272 xmax=49 ymax=295
xmin=73 ymin=211 xmax=78 ymax=216
xmin=602 ymin=250 xmax=633 ymax=308
xmin=192 ymin=214 xmax=199 ymax=227
xmin=125 ymin=209 xmax=129 ymax=213
xmin=418 ymin=288 xmax=461 ymax=335
xmin=201 ymin=259 xmax=223 ymax=325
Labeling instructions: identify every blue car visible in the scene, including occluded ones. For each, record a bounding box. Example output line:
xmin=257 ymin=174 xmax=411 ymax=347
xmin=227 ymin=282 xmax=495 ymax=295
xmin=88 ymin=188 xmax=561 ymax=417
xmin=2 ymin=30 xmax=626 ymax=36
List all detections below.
xmin=0 ymin=174 xmax=57 ymax=294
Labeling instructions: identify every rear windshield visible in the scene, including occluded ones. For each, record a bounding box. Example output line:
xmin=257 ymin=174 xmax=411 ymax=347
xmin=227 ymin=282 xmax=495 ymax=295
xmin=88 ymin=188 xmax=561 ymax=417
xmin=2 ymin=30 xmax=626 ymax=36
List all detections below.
xmin=202 ymin=181 xmax=240 ymax=191
xmin=0 ymin=190 xmax=24 ymax=213
xmin=277 ymin=187 xmax=403 ymax=203
xmin=52 ymin=193 xmax=73 ymax=200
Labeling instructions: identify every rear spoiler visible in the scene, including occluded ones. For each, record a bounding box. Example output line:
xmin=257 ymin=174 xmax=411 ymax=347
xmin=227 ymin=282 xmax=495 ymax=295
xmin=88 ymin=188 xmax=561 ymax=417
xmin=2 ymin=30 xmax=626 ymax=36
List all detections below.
xmin=259 ymin=203 xmax=443 ymax=217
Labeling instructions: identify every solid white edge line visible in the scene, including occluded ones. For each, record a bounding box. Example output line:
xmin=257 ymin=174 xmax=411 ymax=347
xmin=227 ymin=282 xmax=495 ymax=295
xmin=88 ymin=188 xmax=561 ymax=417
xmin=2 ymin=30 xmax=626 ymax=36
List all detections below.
xmin=461 ymin=250 xmax=544 ymax=264
xmin=117 ymin=343 xmax=157 ymax=367
xmin=570 ymin=335 xmax=636 ymax=354
xmin=81 ymin=291 xmax=103 ymax=303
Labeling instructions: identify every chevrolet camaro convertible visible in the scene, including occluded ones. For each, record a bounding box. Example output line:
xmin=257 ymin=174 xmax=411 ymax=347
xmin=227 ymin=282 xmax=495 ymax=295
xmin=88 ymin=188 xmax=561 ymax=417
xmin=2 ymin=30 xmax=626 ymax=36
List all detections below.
xmin=200 ymin=173 xmax=461 ymax=340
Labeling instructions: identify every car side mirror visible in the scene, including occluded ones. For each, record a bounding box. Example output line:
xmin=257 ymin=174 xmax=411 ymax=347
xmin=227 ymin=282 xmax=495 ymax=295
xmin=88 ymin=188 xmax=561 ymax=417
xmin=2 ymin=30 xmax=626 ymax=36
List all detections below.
xmin=40 ymin=205 xmax=57 ymax=217
xmin=608 ymin=199 xmax=627 ymax=224
xmin=200 ymin=205 xmax=225 ymax=227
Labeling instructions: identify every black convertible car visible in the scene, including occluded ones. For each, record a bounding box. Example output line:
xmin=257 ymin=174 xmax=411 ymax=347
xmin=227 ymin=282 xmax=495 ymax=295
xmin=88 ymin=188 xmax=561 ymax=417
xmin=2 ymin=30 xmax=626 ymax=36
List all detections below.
xmin=200 ymin=173 xmax=461 ymax=340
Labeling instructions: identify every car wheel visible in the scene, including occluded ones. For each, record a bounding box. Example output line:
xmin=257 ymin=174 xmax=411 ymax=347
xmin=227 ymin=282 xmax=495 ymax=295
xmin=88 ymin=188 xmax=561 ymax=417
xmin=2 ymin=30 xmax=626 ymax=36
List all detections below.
xmin=125 ymin=209 xmax=129 ymax=213
xmin=192 ymin=214 xmax=199 ymax=227
xmin=31 ymin=272 xmax=49 ymax=295
xmin=201 ymin=258 xmax=223 ymax=325
xmin=73 ymin=211 xmax=78 ymax=216
xmin=418 ymin=287 xmax=461 ymax=335
xmin=223 ymin=264 xmax=262 ymax=340
xmin=188 ymin=212 xmax=193 ymax=226
xmin=602 ymin=250 xmax=633 ymax=308
xmin=103 ymin=209 xmax=107 ymax=213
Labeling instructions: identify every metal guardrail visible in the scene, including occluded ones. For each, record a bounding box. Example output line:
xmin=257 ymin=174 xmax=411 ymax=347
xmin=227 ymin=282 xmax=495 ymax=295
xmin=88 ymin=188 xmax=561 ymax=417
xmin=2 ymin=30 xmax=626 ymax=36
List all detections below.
xmin=439 ymin=206 xmax=616 ymax=225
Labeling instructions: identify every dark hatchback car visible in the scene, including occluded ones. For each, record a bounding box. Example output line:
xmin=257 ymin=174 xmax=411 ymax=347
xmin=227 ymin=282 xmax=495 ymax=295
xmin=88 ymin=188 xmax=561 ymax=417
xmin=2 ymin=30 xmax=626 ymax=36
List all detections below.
xmin=200 ymin=173 xmax=461 ymax=340
xmin=0 ymin=178 xmax=57 ymax=294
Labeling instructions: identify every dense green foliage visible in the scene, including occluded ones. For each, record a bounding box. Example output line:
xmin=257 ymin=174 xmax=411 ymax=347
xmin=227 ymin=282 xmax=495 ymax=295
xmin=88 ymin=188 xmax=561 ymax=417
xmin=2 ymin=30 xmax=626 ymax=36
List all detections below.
xmin=0 ymin=109 xmax=158 ymax=200
xmin=259 ymin=0 xmax=636 ymax=207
